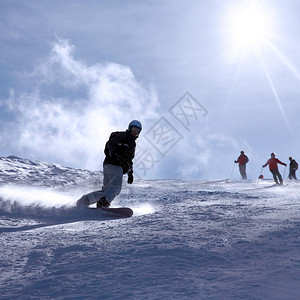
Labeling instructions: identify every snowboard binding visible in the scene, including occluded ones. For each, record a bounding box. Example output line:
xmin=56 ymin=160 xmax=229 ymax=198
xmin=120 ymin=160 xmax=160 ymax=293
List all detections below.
xmin=96 ymin=197 xmax=110 ymax=208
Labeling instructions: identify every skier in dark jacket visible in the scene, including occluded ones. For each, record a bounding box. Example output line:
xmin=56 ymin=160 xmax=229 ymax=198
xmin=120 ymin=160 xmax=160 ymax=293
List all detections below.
xmin=262 ymin=153 xmax=287 ymax=185
xmin=234 ymin=151 xmax=249 ymax=179
xmin=288 ymin=156 xmax=298 ymax=180
xmin=76 ymin=120 xmax=142 ymax=208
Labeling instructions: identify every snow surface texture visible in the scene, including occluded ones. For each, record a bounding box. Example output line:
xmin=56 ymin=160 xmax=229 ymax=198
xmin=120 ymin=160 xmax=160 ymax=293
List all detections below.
xmin=0 ymin=156 xmax=299 ymax=300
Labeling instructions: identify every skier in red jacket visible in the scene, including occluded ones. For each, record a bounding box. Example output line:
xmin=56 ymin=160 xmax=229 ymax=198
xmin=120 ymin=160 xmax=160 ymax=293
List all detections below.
xmin=234 ymin=151 xmax=249 ymax=179
xmin=262 ymin=153 xmax=287 ymax=185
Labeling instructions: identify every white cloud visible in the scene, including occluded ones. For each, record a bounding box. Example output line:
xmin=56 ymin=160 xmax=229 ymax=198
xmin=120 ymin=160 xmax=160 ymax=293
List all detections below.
xmin=2 ymin=38 xmax=159 ymax=170
xmin=168 ymin=132 xmax=245 ymax=180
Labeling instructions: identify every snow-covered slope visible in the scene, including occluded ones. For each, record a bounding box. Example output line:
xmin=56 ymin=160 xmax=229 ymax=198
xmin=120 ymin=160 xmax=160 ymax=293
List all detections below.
xmin=0 ymin=156 xmax=299 ymax=299
xmin=0 ymin=155 xmax=101 ymax=188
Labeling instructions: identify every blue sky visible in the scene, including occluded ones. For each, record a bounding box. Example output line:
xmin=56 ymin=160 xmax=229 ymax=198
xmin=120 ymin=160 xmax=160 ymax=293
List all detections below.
xmin=1 ymin=0 xmax=300 ymax=180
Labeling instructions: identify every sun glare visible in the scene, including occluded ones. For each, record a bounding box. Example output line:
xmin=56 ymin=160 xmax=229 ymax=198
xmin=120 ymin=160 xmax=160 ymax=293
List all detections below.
xmin=223 ymin=1 xmax=294 ymax=133
xmin=232 ymin=11 xmax=269 ymax=47
xmin=226 ymin=2 xmax=273 ymax=51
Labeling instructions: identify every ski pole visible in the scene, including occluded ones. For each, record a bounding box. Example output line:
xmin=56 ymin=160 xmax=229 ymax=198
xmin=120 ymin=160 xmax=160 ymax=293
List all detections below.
xmin=257 ymin=167 xmax=263 ymax=184
xmin=283 ymin=165 xmax=287 ymax=179
xmin=229 ymin=162 xmax=236 ymax=180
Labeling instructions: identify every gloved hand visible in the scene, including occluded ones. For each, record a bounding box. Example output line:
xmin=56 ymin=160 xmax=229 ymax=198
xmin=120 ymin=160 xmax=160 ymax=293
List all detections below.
xmin=127 ymin=173 xmax=133 ymax=184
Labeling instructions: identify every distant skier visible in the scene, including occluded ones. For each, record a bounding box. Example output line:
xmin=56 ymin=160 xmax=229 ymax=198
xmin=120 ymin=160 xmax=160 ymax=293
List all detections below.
xmin=76 ymin=120 xmax=142 ymax=208
xmin=288 ymin=156 xmax=298 ymax=180
xmin=262 ymin=153 xmax=287 ymax=185
xmin=234 ymin=151 xmax=249 ymax=179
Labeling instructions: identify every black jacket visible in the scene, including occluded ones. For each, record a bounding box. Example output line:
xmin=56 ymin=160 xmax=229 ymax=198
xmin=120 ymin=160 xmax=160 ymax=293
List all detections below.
xmin=290 ymin=159 xmax=298 ymax=171
xmin=104 ymin=130 xmax=136 ymax=174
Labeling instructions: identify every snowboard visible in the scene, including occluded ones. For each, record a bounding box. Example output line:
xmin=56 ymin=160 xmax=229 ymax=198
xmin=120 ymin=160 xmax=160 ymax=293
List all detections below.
xmin=89 ymin=207 xmax=133 ymax=218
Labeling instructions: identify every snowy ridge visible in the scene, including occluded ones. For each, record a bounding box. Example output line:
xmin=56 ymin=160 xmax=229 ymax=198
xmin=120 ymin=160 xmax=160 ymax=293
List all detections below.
xmin=0 ymin=155 xmax=102 ymax=188
xmin=0 ymin=156 xmax=300 ymax=299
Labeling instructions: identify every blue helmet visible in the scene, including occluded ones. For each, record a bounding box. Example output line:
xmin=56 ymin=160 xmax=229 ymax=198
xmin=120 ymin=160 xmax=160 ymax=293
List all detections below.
xmin=128 ymin=120 xmax=142 ymax=132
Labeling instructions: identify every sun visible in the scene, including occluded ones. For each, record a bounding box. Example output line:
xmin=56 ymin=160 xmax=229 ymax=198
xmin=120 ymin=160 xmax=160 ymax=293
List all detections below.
xmin=230 ymin=9 xmax=269 ymax=47
xmin=223 ymin=1 xmax=293 ymax=132
xmin=225 ymin=2 xmax=273 ymax=51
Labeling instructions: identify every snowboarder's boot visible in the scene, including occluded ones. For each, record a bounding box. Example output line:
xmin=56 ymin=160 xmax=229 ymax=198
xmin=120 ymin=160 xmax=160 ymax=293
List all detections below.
xmin=96 ymin=197 xmax=110 ymax=208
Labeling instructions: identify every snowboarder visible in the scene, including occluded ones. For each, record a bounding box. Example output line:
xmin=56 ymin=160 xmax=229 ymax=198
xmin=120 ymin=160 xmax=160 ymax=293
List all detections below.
xmin=234 ymin=151 xmax=249 ymax=179
xmin=76 ymin=120 xmax=142 ymax=208
xmin=288 ymin=156 xmax=298 ymax=180
xmin=262 ymin=153 xmax=287 ymax=185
